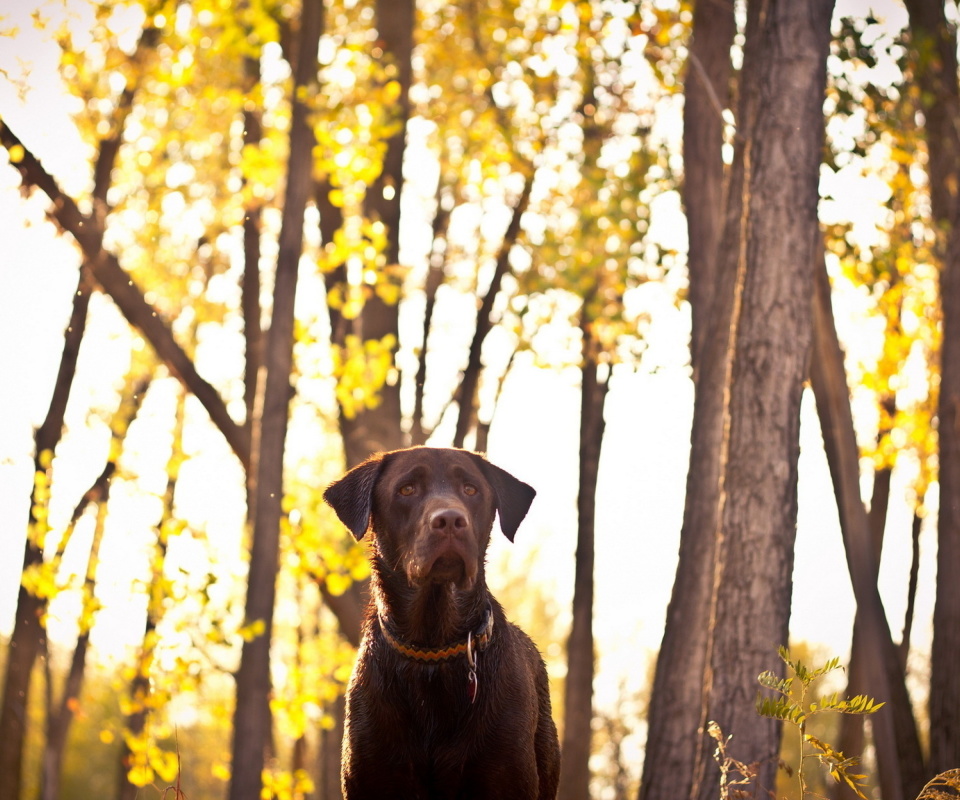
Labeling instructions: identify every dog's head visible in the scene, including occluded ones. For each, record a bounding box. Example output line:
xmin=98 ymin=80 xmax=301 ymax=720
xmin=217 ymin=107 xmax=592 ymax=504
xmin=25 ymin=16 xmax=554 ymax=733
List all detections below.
xmin=323 ymin=447 xmax=536 ymax=591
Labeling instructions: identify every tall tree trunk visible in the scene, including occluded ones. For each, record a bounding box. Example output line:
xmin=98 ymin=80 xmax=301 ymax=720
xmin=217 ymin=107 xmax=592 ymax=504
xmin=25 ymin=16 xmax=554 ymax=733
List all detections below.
xmin=228 ymin=3 xmax=323 ymax=798
xmin=693 ymin=1 xmax=834 ymax=795
xmin=810 ymin=255 xmax=926 ymax=800
xmin=932 ymin=194 xmax=960 ymax=777
xmin=639 ymin=2 xmax=735 ymax=796
xmin=902 ymin=0 xmax=960 ymax=777
xmin=558 ymin=317 xmax=610 ymax=800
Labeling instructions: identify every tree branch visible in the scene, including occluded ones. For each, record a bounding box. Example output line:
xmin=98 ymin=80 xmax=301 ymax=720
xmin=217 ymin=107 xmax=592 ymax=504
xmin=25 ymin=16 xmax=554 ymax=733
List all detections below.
xmin=452 ymin=174 xmax=532 ymax=448
xmin=0 ymin=121 xmax=250 ymax=468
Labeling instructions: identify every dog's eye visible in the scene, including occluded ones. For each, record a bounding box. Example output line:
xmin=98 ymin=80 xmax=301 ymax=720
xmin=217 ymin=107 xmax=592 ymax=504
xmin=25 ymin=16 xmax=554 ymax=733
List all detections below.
xmin=398 ymin=484 xmax=416 ymax=497
xmin=463 ymin=483 xmax=478 ymax=496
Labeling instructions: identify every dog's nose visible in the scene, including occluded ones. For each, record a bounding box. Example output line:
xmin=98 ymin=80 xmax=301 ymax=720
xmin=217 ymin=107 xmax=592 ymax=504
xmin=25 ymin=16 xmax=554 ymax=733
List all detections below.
xmin=430 ymin=508 xmax=468 ymax=533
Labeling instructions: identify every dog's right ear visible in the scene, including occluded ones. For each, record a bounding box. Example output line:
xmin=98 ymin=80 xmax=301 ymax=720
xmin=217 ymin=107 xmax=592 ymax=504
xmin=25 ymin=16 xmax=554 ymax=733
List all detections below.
xmin=323 ymin=455 xmax=385 ymax=540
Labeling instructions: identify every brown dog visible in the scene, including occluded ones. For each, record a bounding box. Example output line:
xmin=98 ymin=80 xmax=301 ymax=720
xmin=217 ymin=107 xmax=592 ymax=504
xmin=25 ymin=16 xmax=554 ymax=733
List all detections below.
xmin=324 ymin=446 xmax=560 ymax=800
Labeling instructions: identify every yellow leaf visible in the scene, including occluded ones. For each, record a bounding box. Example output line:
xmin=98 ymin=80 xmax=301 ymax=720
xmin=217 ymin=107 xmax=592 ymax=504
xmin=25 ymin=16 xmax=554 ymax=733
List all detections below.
xmin=7 ymin=143 xmax=24 ymax=163
xmin=325 ymin=572 xmax=351 ymax=596
xmin=127 ymin=764 xmax=154 ymax=787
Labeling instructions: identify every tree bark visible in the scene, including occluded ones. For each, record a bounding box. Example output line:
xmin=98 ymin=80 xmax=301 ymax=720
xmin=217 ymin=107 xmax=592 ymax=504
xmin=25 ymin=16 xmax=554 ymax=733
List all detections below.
xmin=558 ymin=316 xmax=610 ymax=800
xmin=227 ymin=3 xmax=324 ymax=798
xmin=932 ymin=198 xmax=960 ymax=777
xmin=810 ymin=254 xmax=926 ymax=800
xmin=639 ymin=1 xmax=738 ymax=796
xmin=694 ymin=1 xmax=834 ymax=795
xmin=902 ymin=0 xmax=960 ymax=777
xmin=682 ymin=0 xmax=736 ymax=378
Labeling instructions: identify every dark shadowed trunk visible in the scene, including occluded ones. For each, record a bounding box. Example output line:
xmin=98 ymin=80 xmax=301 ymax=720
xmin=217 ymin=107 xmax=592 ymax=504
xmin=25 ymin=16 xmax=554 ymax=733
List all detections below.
xmin=228 ymin=3 xmax=323 ymax=798
xmin=638 ymin=1 xmax=736 ymax=797
xmin=0 ymin=270 xmax=90 ymax=800
xmin=242 ymin=53 xmax=264 ymax=438
xmin=693 ymin=1 xmax=834 ymax=795
xmin=902 ymin=0 xmax=960 ymax=777
xmin=810 ymin=254 xmax=926 ymax=800
xmin=452 ymin=176 xmax=532 ymax=449
xmin=558 ymin=315 xmax=610 ymax=800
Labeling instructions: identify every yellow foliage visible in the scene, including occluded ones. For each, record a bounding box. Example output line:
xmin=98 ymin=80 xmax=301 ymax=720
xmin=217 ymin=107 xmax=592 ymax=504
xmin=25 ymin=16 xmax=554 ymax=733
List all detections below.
xmin=20 ymin=561 xmax=60 ymax=601
xmin=332 ymin=333 xmax=398 ymax=419
xmin=238 ymin=618 xmax=267 ymax=642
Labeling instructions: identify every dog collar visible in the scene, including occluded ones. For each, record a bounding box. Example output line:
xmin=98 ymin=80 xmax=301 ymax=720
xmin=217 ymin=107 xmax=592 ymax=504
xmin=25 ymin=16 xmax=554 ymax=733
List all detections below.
xmin=378 ymin=606 xmax=493 ymax=704
xmin=378 ymin=605 xmax=494 ymax=664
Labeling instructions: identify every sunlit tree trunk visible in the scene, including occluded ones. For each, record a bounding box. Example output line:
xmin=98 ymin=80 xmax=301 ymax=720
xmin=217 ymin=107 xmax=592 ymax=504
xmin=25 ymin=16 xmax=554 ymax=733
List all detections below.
xmin=227 ymin=3 xmax=324 ymax=798
xmin=335 ymin=0 xmax=414 ymax=467
xmin=638 ymin=1 xmax=735 ymax=797
xmin=558 ymin=315 xmax=610 ymax=800
xmin=692 ymin=0 xmax=834 ymax=795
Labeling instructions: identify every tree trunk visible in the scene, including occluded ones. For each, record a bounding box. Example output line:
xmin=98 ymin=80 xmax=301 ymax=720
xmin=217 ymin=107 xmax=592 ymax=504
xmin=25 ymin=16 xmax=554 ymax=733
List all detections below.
xmin=902 ymin=0 xmax=960 ymax=778
xmin=336 ymin=0 xmax=414 ymax=467
xmin=452 ymin=176 xmax=532 ymax=449
xmin=683 ymin=0 xmax=736 ymax=378
xmin=810 ymin=254 xmax=926 ymax=800
xmin=558 ymin=318 xmax=610 ymax=800
xmin=932 ymin=195 xmax=960 ymax=777
xmin=0 ymin=269 xmax=91 ymax=800
xmin=227 ymin=3 xmax=323 ymax=798
xmin=44 ymin=375 xmax=149 ymax=800
xmin=831 ymin=394 xmax=895 ymax=800
xmin=638 ymin=2 xmax=735 ymax=796
xmin=694 ymin=1 xmax=834 ymax=795
xmin=242 ymin=53 xmax=264 ymax=439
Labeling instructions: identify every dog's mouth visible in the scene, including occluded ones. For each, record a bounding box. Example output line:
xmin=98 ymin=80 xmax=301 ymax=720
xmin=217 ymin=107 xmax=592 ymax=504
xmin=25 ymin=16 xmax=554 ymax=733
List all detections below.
xmin=406 ymin=544 xmax=478 ymax=591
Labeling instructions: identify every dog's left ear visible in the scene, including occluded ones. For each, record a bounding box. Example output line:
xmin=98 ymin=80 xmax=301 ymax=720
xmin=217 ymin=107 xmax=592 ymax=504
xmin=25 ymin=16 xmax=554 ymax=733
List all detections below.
xmin=323 ymin=454 xmax=385 ymax=540
xmin=474 ymin=455 xmax=536 ymax=542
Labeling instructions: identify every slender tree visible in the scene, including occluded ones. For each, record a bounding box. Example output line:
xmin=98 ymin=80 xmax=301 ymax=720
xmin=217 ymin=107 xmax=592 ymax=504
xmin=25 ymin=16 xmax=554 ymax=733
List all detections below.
xmin=902 ymin=0 xmax=960 ymax=777
xmin=558 ymin=311 xmax=611 ymax=800
xmin=228 ymin=2 xmax=324 ymax=797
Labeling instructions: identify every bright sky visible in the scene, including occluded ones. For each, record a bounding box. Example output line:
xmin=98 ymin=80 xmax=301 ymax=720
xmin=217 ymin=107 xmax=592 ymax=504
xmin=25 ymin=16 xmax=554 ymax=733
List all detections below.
xmin=0 ymin=0 xmax=939 ymax=732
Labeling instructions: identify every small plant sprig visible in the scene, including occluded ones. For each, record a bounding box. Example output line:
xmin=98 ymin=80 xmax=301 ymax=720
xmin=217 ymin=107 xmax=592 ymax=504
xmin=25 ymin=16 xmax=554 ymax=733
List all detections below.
xmin=916 ymin=768 xmax=960 ymax=800
xmin=756 ymin=646 xmax=883 ymax=799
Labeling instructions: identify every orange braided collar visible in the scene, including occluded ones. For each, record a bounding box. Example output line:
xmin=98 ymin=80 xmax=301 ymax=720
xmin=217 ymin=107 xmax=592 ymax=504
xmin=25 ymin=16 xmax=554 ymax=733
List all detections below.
xmin=378 ymin=606 xmax=494 ymax=664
